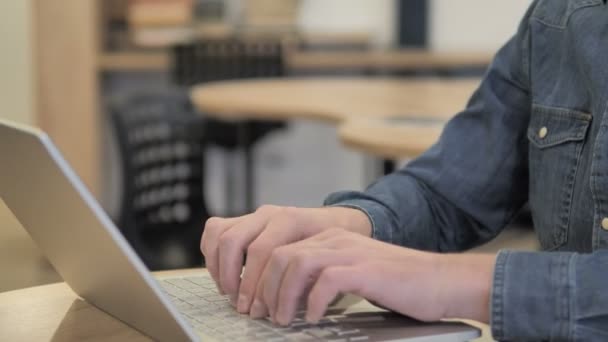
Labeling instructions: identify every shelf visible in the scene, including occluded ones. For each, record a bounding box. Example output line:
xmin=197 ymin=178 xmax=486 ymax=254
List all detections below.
xmin=98 ymin=51 xmax=170 ymax=72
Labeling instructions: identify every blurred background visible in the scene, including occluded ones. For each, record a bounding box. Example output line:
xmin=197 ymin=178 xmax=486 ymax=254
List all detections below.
xmin=0 ymin=0 xmax=535 ymax=292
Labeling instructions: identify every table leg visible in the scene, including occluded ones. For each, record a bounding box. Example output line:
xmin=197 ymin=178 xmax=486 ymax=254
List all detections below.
xmin=224 ymin=152 xmax=236 ymax=216
xmin=238 ymin=121 xmax=255 ymax=213
xmin=383 ymin=159 xmax=396 ymax=175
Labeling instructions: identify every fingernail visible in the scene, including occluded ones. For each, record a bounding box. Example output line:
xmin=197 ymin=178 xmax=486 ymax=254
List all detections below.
xmin=249 ymin=300 xmax=266 ymax=318
xmin=237 ymin=294 xmax=249 ymax=313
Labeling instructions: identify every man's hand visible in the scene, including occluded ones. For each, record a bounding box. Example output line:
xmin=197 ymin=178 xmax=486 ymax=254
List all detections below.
xmin=251 ymin=228 xmax=496 ymax=325
xmin=200 ymin=205 xmax=371 ymax=315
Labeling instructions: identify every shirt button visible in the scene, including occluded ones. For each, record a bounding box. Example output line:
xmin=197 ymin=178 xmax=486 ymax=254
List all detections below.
xmin=539 ymin=127 xmax=548 ymax=139
xmin=602 ymin=218 xmax=608 ymax=231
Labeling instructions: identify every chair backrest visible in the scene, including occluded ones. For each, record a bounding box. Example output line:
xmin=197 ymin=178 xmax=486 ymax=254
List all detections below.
xmin=171 ymin=38 xmax=288 ymax=151
xmin=109 ymin=90 xmax=208 ymax=270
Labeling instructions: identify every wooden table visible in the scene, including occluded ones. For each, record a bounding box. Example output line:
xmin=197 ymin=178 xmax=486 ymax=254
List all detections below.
xmin=99 ymin=49 xmax=493 ymax=74
xmin=191 ymin=77 xmax=480 ymax=123
xmin=0 ymin=269 xmax=198 ymax=342
xmin=286 ymin=49 xmax=494 ymax=73
xmin=191 ymin=77 xmax=479 ymax=202
xmin=339 ymin=117 xmax=446 ymax=160
xmin=0 ymin=269 xmax=493 ymax=341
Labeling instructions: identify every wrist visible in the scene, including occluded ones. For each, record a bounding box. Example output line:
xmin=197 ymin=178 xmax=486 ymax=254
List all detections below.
xmin=437 ymin=253 xmax=496 ymax=322
xmin=323 ymin=206 xmax=372 ymax=237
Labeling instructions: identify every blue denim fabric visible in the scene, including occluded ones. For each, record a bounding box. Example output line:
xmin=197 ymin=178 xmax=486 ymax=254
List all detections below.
xmin=324 ymin=0 xmax=608 ymax=340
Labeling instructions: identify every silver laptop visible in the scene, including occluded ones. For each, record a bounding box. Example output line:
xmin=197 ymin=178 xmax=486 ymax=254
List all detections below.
xmin=0 ymin=119 xmax=480 ymax=341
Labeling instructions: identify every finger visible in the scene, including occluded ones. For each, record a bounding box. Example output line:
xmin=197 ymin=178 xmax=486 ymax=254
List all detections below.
xmin=261 ymin=228 xmax=357 ymax=323
xmin=261 ymin=245 xmax=298 ymax=322
xmin=201 ymin=216 xmax=244 ymax=257
xmin=201 ymin=215 xmax=248 ymax=289
xmin=256 ymin=230 xmax=352 ymax=324
xmin=253 ymin=241 xmax=314 ymax=320
xmin=237 ymin=210 xmax=304 ymax=314
xmin=217 ymin=212 xmax=274 ymax=300
xmin=249 ymin=274 xmax=269 ymax=319
xmin=274 ymin=249 xmax=354 ymax=326
xmin=306 ymin=265 xmax=365 ymax=323
xmin=249 ymin=228 xmax=354 ymax=320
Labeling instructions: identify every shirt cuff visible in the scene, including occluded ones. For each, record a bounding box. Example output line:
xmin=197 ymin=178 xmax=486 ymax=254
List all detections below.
xmin=491 ymin=249 xmax=576 ymax=341
xmin=323 ymin=191 xmax=396 ymax=244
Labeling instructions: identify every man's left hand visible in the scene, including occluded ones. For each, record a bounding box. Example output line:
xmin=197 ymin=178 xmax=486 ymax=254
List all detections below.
xmin=249 ymin=228 xmax=496 ymax=326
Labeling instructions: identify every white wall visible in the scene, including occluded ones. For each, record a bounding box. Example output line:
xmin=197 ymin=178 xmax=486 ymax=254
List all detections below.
xmin=429 ymin=0 xmax=532 ymax=51
xmin=0 ymin=0 xmax=35 ymax=125
xmin=297 ymin=0 xmax=397 ymax=47
xmin=293 ymin=0 xmax=532 ymax=51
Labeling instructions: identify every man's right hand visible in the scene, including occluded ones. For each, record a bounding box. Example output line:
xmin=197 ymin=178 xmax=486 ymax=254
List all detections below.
xmin=200 ymin=205 xmax=371 ymax=317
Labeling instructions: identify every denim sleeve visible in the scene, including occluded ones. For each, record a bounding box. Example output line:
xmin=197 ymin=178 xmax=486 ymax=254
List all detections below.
xmin=325 ymin=1 xmax=537 ymax=252
xmin=492 ymin=249 xmax=608 ymax=341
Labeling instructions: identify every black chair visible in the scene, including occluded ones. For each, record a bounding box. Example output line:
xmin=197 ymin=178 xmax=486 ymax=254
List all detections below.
xmin=109 ymin=91 xmax=208 ymax=270
xmin=171 ymin=38 xmax=288 ymax=214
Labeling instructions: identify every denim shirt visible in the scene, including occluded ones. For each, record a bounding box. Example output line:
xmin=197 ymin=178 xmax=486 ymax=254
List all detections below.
xmin=325 ymin=0 xmax=608 ymax=340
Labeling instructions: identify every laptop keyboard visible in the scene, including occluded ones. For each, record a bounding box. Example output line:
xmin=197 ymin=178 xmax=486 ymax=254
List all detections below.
xmin=160 ymin=275 xmax=370 ymax=341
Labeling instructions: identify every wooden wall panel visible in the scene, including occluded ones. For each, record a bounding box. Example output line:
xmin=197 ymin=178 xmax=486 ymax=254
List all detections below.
xmin=32 ymin=0 xmax=101 ymax=196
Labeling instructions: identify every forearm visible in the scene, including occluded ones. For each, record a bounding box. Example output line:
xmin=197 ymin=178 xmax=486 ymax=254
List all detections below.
xmin=325 ymin=173 xmax=504 ymax=252
xmin=324 ymin=56 xmax=533 ymax=252
xmin=325 ymin=2 xmax=536 ymax=253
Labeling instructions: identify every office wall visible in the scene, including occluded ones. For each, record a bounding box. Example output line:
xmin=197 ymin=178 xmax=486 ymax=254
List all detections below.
xmin=295 ymin=0 xmax=531 ymax=51
xmin=297 ymin=0 xmax=397 ymax=47
xmin=0 ymin=0 xmax=534 ymax=128
xmin=429 ymin=0 xmax=532 ymax=51
xmin=0 ymin=0 xmax=35 ymax=125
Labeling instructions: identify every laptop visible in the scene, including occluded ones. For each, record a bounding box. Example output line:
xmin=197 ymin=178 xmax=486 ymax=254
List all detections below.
xmin=0 ymin=119 xmax=480 ymax=341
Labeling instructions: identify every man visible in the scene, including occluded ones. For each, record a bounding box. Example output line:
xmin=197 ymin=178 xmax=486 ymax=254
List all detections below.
xmin=201 ymin=0 xmax=608 ymax=340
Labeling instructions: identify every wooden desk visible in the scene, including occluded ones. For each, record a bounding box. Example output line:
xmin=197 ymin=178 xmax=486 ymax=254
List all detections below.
xmin=339 ymin=118 xmax=446 ymax=160
xmin=191 ymin=77 xmax=479 ymax=186
xmin=99 ymin=49 xmax=493 ymax=74
xmin=191 ymin=77 xmax=480 ymax=123
xmin=286 ymin=49 xmax=494 ymax=73
xmin=0 ymin=269 xmax=196 ymax=341
xmin=0 ymin=269 xmax=493 ymax=341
